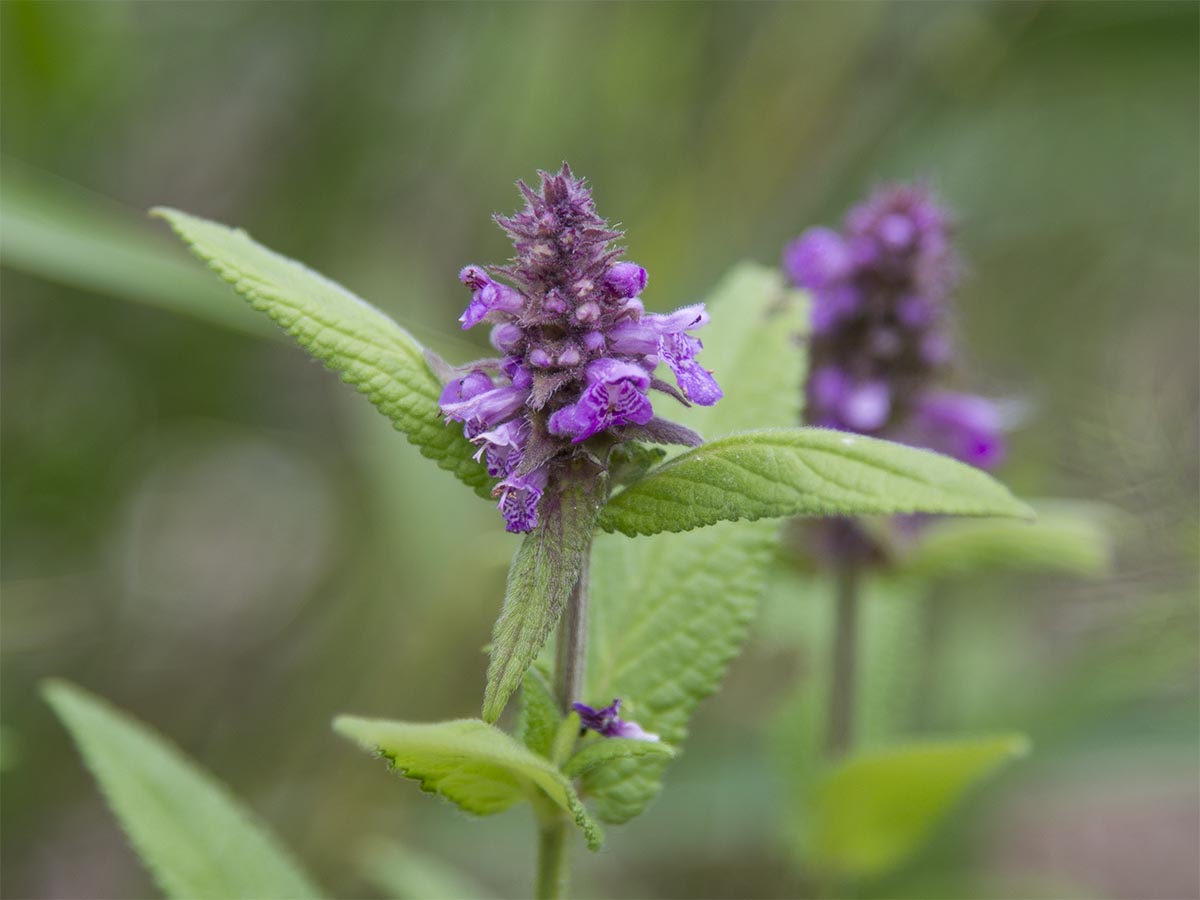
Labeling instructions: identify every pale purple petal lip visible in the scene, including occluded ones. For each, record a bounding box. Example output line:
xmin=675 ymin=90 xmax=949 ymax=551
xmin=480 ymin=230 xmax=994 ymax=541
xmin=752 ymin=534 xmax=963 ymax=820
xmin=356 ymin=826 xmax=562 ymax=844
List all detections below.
xmin=572 ymin=699 xmax=659 ymax=742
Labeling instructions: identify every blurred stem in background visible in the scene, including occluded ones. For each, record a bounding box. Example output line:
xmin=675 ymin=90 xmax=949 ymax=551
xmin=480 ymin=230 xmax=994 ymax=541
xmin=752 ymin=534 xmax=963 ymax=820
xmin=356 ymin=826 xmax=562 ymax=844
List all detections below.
xmin=826 ymin=562 xmax=860 ymax=759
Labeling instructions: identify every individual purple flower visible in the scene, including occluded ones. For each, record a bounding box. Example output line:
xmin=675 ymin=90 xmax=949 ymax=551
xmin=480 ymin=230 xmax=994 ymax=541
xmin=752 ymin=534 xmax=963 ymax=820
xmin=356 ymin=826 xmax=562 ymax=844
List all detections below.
xmin=496 ymin=468 xmax=548 ymax=535
xmin=904 ymin=391 xmax=1006 ymax=470
xmin=437 ymin=164 xmax=722 ymax=532
xmin=458 ymin=266 xmax=523 ymax=329
xmin=572 ymin=698 xmax=659 ymax=742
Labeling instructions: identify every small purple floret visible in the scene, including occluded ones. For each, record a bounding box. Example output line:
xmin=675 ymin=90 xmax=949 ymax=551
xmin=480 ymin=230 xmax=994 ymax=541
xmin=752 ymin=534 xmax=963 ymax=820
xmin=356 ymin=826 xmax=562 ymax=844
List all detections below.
xmin=606 ymin=262 xmax=648 ymax=299
xmin=572 ymin=698 xmax=659 ymax=742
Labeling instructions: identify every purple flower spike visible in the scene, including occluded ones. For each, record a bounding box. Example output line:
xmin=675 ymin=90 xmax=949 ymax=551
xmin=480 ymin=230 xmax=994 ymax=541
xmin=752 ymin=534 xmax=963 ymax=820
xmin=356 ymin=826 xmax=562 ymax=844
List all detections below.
xmin=572 ymin=698 xmax=659 ymax=742
xmin=439 ymin=165 xmax=722 ymax=532
xmin=787 ymin=182 xmax=1011 ymax=564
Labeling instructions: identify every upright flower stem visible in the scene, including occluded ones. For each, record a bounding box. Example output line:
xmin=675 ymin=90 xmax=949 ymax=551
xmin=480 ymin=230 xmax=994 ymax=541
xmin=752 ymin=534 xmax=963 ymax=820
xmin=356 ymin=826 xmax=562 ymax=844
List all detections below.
xmin=555 ymin=550 xmax=590 ymax=717
xmin=537 ymin=543 xmax=592 ymax=900
xmin=535 ymin=814 xmax=570 ymax=900
xmin=826 ymin=560 xmax=860 ymax=758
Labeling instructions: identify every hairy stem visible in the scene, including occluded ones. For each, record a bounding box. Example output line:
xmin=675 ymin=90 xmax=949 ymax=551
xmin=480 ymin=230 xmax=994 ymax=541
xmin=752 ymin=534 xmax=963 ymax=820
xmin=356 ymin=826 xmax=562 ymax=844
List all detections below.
xmin=536 ymin=813 xmax=570 ymax=900
xmin=554 ymin=553 xmax=590 ymax=714
xmin=826 ymin=561 xmax=860 ymax=758
xmin=537 ymin=542 xmax=592 ymax=899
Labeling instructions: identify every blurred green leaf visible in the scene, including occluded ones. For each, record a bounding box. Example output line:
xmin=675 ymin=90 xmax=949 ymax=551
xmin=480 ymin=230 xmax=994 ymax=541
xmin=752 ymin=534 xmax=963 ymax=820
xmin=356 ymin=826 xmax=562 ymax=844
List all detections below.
xmin=599 ymin=429 xmax=1033 ymax=537
xmin=152 ymin=208 xmax=491 ymax=499
xmin=0 ymin=161 xmax=272 ymax=336
xmin=43 ymin=680 xmax=322 ymax=900
xmin=809 ymin=735 xmax=1029 ymax=879
xmin=333 ymin=716 xmax=602 ymax=850
xmin=359 ymin=838 xmax=497 ymax=900
xmin=563 ymin=737 xmax=674 ymax=779
xmin=584 ymin=263 xmax=806 ymax=823
xmin=895 ymin=500 xmax=1115 ymax=581
xmin=483 ymin=472 xmax=604 ymax=724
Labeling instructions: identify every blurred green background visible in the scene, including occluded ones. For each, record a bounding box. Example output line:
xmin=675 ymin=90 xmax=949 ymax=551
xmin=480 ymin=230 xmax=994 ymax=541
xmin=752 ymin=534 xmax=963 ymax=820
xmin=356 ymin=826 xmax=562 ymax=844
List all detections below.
xmin=2 ymin=2 xmax=1196 ymax=898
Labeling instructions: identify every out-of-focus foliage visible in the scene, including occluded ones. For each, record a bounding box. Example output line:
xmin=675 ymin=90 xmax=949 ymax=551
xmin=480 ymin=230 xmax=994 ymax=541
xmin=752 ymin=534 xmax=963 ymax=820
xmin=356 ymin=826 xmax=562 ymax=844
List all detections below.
xmin=43 ymin=681 xmax=322 ymax=900
xmin=892 ymin=500 xmax=1116 ymax=582
xmin=3 ymin=2 xmax=1196 ymax=899
xmin=358 ymin=838 xmax=497 ymax=900
xmin=806 ymin=735 xmax=1029 ymax=879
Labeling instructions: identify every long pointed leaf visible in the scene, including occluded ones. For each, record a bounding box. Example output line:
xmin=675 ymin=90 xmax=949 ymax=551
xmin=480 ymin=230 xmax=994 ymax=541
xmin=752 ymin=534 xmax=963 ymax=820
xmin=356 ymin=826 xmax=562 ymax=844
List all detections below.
xmin=43 ymin=680 xmax=322 ymax=900
xmin=152 ymin=208 xmax=489 ymax=499
xmin=599 ymin=428 xmax=1032 ymax=537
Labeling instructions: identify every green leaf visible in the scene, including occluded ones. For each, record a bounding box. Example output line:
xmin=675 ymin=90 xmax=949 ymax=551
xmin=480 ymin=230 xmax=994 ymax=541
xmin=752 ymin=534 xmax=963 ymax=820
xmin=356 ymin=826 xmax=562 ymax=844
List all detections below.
xmin=42 ymin=680 xmax=322 ymax=900
xmin=516 ymin=667 xmax=562 ymax=759
xmin=483 ymin=470 xmax=604 ymax=724
xmin=599 ymin=428 xmax=1033 ymax=537
xmin=333 ymin=716 xmax=602 ymax=850
xmin=562 ymin=737 xmax=674 ymax=779
xmin=583 ymin=263 xmax=807 ymax=823
xmin=895 ymin=500 xmax=1114 ymax=581
xmin=152 ymin=208 xmax=490 ymax=499
xmin=808 ymin=735 xmax=1030 ymax=879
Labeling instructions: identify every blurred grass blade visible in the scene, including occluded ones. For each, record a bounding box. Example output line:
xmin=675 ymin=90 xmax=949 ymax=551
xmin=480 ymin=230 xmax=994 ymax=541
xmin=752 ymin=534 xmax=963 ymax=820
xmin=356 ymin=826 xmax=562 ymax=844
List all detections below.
xmin=809 ymin=734 xmax=1029 ymax=879
xmin=42 ymin=679 xmax=322 ymax=900
xmin=0 ymin=159 xmax=476 ymax=359
xmin=359 ymin=838 xmax=498 ymax=900
xmin=0 ymin=159 xmax=269 ymax=336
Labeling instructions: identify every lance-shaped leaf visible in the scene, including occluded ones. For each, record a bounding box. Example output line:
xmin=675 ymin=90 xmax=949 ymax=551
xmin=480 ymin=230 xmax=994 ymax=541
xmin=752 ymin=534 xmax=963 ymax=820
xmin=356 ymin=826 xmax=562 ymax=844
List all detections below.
xmin=483 ymin=470 xmax=603 ymax=724
xmin=599 ymin=428 xmax=1033 ymax=537
xmin=152 ymin=208 xmax=489 ymax=499
xmin=895 ymin=500 xmax=1115 ymax=582
xmin=333 ymin=717 xmax=602 ymax=850
xmin=808 ymin=735 xmax=1029 ymax=879
xmin=43 ymin=680 xmax=322 ymax=900
xmin=584 ymin=263 xmax=806 ymax=822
